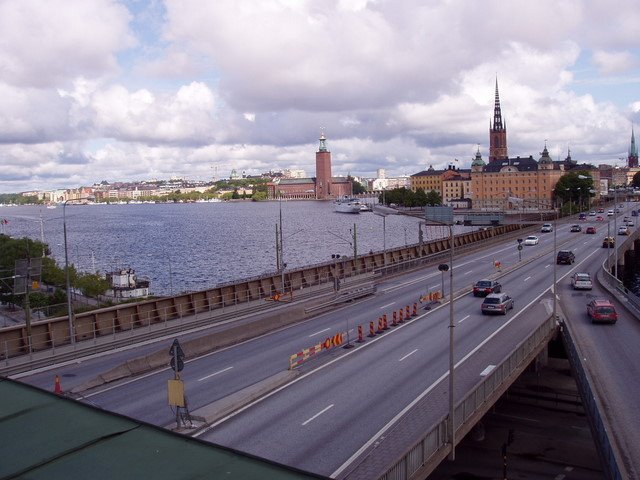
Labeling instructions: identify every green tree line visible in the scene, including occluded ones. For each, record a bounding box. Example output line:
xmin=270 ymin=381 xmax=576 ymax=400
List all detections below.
xmin=378 ymin=187 xmax=442 ymax=208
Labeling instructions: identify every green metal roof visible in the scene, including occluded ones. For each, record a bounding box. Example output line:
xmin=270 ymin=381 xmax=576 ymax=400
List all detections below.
xmin=0 ymin=378 xmax=325 ymax=480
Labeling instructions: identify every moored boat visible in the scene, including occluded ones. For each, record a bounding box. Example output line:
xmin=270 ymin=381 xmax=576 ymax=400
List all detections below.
xmin=333 ymin=196 xmax=361 ymax=214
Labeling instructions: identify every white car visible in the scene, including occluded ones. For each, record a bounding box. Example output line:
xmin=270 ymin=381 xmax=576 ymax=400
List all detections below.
xmin=571 ymin=272 xmax=593 ymax=290
xmin=540 ymin=223 xmax=553 ymax=232
xmin=607 ymin=210 xmax=614 ymax=216
xmin=523 ymin=235 xmax=539 ymax=245
xmin=588 ymin=211 xmax=596 ymax=216
xmin=625 ymin=219 xmax=634 ymax=227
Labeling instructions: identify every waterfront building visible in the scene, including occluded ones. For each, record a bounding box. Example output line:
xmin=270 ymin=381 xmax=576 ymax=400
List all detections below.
xmin=266 ymin=132 xmax=353 ymax=200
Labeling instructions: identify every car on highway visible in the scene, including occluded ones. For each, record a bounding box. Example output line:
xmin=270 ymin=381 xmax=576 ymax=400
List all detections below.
xmin=596 ymin=215 xmax=604 ymax=221
xmin=481 ymin=293 xmax=514 ymax=315
xmin=578 ymin=213 xmax=587 ymax=220
xmin=607 ymin=210 xmax=614 ymax=216
xmin=523 ymin=235 xmax=539 ymax=245
xmin=570 ymin=224 xmax=582 ymax=232
xmin=624 ymin=219 xmax=634 ymax=227
xmin=632 ymin=210 xmax=638 ymax=217
xmin=571 ymin=272 xmax=593 ymax=290
xmin=602 ymin=236 xmax=615 ymax=248
xmin=597 ymin=208 xmax=605 ymax=213
xmin=540 ymin=223 xmax=553 ymax=232
xmin=588 ymin=211 xmax=596 ymax=216
xmin=556 ymin=250 xmax=575 ymax=264
xmin=585 ymin=226 xmax=596 ymax=234
xmin=618 ymin=226 xmax=630 ymax=235
xmin=587 ymin=299 xmax=618 ymax=324
xmin=473 ymin=279 xmax=502 ymax=297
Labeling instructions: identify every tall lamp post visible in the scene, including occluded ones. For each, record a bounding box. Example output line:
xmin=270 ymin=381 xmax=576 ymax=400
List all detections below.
xmin=63 ymin=200 xmax=75 ymax=344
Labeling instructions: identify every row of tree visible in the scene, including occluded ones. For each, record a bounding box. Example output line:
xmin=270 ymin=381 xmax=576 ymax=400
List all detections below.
xmin=0 ymin=235 xmax=110 ymax=316
xmin=378 ymin=187 xmax=442 ymax=208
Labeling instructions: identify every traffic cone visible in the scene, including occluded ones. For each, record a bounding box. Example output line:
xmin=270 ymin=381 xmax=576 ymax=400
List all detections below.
xmin=357 ymin=325 xmax=365 ymax=343
xmin=412 ymin=303 xmax=418 ymax=316
xmin=405 ymin=305 xmax=410 ymax=318
xmin=368 ymin=321 xmax=376 ymax=337
xmin=54 ymin=375 xmax=62 ymax=394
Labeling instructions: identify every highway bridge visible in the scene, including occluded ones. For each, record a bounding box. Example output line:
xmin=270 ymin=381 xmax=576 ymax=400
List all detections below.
xmin=6 ymin=203 xmax=640 ymax=479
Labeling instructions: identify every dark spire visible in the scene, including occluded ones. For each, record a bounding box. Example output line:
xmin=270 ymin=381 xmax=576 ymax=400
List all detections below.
xmin=492 ymin=77 xmax=504 ymax=132
xmin=318 ymin=128 xmax=328 ymax=152
xmin=629 ymin=125 xmax=638 ymax=168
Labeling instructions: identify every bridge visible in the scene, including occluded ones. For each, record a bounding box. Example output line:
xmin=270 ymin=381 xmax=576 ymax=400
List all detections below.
xmin=3 ymin=204 xmax=639 ymax=479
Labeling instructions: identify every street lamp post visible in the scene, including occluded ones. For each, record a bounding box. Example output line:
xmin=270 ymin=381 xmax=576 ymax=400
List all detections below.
xmin=447 ymin=223 xmax=455 ymax=460
xmin=63 ymin=200 xmax=75 ymax=344
xmin=552 ymin=202 xmax=558 ymax=320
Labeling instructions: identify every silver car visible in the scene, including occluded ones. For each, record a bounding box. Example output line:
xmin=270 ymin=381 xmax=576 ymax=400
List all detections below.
xmin=481 ymin=293 xmax=514 ymax=315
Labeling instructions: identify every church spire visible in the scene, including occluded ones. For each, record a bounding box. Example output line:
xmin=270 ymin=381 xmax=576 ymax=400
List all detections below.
xmin=629 ymin=125 xmax=638 ymax=168
xmin=489 ymin=77 xmax=508 ymax=163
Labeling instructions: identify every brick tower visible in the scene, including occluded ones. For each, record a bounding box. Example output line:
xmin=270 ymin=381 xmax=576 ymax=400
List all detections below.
xmin=315 ymin=130 xmax=332 ymax=199
xmin=489 ymin=78 xmax=508 ymax=163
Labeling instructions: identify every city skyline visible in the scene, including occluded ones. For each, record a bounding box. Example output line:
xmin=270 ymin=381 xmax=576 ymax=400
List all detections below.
xmin=1 ymin=0 xmax=640 ymax=194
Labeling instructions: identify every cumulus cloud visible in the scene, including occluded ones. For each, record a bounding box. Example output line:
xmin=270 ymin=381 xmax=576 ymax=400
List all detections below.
xmin=1 ymin=0 xmax=639 ymax=193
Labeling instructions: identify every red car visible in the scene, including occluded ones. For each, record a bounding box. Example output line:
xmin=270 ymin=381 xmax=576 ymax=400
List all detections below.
xmin=587 ymin=299 xmax=618 ymax=324
xmin=585 ymin=226 xmax=596 ymax=234
xmin=596 ymin=216 xmax=604 ymax=221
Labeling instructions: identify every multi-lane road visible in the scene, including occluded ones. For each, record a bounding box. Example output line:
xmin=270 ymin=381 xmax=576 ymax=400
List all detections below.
xmin=16 ymin=203 xmax=640 ymax=478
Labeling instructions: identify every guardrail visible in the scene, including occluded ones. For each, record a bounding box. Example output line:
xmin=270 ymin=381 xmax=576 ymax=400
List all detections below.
xmin=344 ymin=315 xmax=557 ymax=480
xmin=561 ymin=321 xmax=625 ymax=480
xmin=1 ymin=223 xmax=527 ymax=369
xmin=599 ymin=229 xmax=640 ymax=315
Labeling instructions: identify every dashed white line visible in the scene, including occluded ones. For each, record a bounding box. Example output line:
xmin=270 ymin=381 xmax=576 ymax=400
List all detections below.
xmin=309 ymin=328 xmax=330 ymax=337
xmin=198 ymin=366 xmax=233 ymax=382
xmin=302 ymin=404 xmax=334 ymax=426
xmin=380 ymin=302 xmax=396 ymax=309
xmin=458 ymin=314 xmax=470 ymax=324
xmin=464 ymin=270 xmax=473 ymax=275
xmin=399 ymin=349 xmax=418 ymax=362
xmin=545 ymin=264 xmax=551 ymax=269
xmin=524 ymin=276 xmax=531 ymax=282
xmin=429 ymin=284 xmax=439 ymax=289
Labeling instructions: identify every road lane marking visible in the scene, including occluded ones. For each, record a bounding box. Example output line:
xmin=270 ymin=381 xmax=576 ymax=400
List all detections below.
xmin=302 ymin=404 xmax=334 ymax=426
xmin=398 ymin=349 xmax=418 ymax=362
xmin=429 ymin=284 xmax=439 ymax=289
xmin=524 ymin=276 xmax=531 ymax=282
xmin=198 ymin=366 xmax=233 ymax=382
xmin=464 ymin=270 xmax=473 ymax=275
xmin=458 ymin=315 xmax=470 ymax=324
xmin=545 ymin=264 xmax=550 ymax=268
xmin=380 ymin=302 xmax=396 ymax=309
xmin=309 ymin=328 xmax=330 ymax=337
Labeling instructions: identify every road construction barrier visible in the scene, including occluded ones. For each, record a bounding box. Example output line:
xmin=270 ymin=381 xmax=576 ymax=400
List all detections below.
xmin=405 ymin=305 xmax=410 ymax=318
xmin=54 ymin=375 xmax=62 ymax=394
xmin=289 ymin=343 xmax=323 ymax=369
xmin=398 ymin=309 xmax=404 ymax=324
xmin=392 ymin=311 xmax=398 ymax=326
xmin=420 ymin=291 xmax=441 ymax=302
xmin=357 ymin=325 xmax=364 ymax=343
xmin=368 ymin=321 xmax=376 ymax=337
xmin=383 ymin=315 xmax=389 ymax=330
xmin=412 ymin=303 xmax=418 ymax=316
xmin=494 ymin=260 xmax=502 ymax=271
xmin=377 ymin=317 xmax=384 ymax=334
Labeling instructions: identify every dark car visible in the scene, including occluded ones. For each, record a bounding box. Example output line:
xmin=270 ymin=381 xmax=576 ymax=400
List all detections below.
xmin=587 ymin=299 xmax=618 ymax=324
xmin=585 ymin=226 xmax=596 ymax=234
xmin=556 ymin=250 xmax=575 ymax=264
xmin=481 ymin=293 xmax=514 ymax=315
xmin=570 ymin=224 xmax=582 ymax=232
xmin=473 ymin=279 xmax=502 ymax=297
xmin=602 ymin=236 xmax=615 ymax=248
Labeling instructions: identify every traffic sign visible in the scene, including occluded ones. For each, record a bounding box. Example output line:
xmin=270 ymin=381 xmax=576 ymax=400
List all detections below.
xmin=169 ymin=339 xmax=185 ymax=359
xmin=169 ymin=339 xmax=185 ymax=373
xmin=517 ymin=245 xmax=523 ymax=251
xmin=170 ymin=356 xmax=184 ymax=372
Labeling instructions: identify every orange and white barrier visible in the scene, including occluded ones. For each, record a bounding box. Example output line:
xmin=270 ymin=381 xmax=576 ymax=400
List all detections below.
xmin=289 ymin=343 xmax=323 ymax=369
xmin=357 ymin=325 xmax=364 ymax=343
xmin=368 ymin=321 xmax=376 ymax=337
xmin=412 ymin=303 xmax=418 ymax=316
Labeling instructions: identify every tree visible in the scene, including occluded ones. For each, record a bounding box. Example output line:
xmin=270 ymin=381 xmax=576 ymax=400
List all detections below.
xmin=631 ymin=171 xmax=640 ymax=188
xmin=414 ymin=188 xmax=428 ymax=207
xmin=76 ymin=273 xmax=110 ymax=297
xmin=553 ymin=171 xmax=594 ymax=210
xmin=425 ymin=190 xmax=442 ymax=206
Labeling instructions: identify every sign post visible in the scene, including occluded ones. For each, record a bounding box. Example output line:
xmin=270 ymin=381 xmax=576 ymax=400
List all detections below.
xmin=167 ymin=339 xmax=186 ymax=428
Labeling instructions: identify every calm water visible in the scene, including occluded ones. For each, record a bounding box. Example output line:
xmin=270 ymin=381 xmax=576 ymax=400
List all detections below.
xmin=1 ymin=201 xmax=462 ymax=295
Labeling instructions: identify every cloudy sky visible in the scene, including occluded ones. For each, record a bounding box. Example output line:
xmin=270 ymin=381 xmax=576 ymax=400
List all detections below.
xmin=1 ymin=0 xmax=639 ymax=194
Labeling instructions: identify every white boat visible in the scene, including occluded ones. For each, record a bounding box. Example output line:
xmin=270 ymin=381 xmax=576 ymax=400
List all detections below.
xmin=104 ymin=267 xmax=150 ymax=299
xmin=334 ymin=196 xmax=361 ymax=214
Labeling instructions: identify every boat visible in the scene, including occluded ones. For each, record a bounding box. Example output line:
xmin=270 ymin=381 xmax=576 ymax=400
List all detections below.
xmin=334 ymin=196 xmax=361 ymax=214
xmin=104 ymin=267 xmax=150 ymax=299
